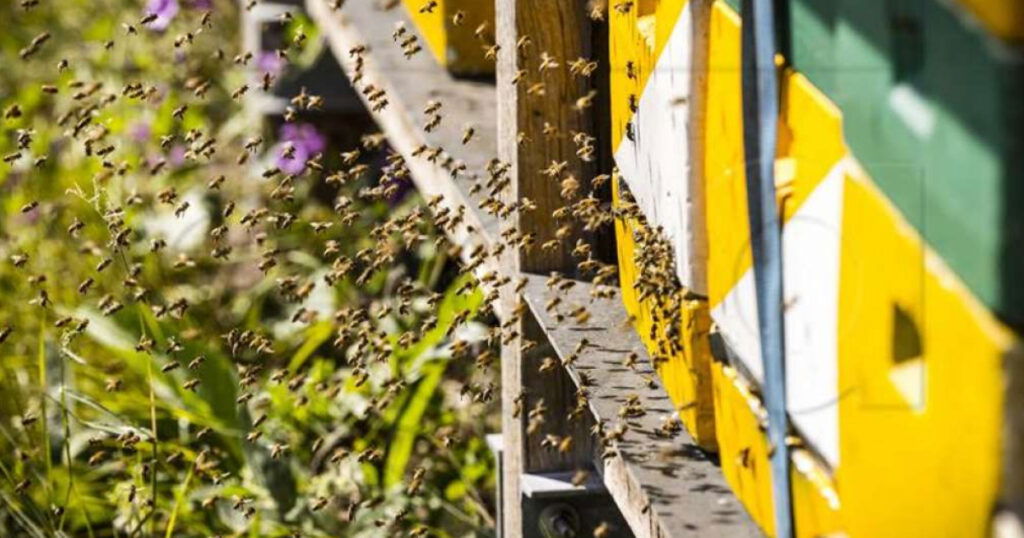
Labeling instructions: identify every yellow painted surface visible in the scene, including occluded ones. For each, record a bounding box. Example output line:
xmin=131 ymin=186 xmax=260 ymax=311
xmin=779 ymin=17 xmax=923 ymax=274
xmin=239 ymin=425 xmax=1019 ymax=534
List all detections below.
xmin=704 ymin=2 xmax=846 ymax=309
xmin=833 ymin=164 xmax=1012 ymax=537
xmin=612 ymin=176 xmax=717 ymax=450
xmin=401 ymin=0 xmax=494 ymax=75
xmin=953 ymin=0 xmax=1024 ymax=40
xmin=610 ymin=0 xmax=1017 ymax=534
xmin=702 ymin=2 xmax=749 ymax=310
xmin=701 ymin=1 xmax=1016 ymax=535
xmin=712 ymin=361 xmax=841 ymax=537
xmin=609 ymin=0 xmax=688 ymax=152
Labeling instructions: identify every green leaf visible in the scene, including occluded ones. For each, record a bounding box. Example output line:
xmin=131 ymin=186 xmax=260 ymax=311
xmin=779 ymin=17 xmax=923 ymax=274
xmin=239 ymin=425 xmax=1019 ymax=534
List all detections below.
xmin=382 ymin=360 xmax=444 ymax=489
xmin=287 ymin=321 xmax=334 ymax=372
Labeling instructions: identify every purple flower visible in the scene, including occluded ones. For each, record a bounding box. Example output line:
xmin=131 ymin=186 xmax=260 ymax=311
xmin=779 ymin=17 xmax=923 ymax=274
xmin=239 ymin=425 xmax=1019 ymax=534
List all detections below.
xmin=145 ymin=0 xmax=179 ymax=31
xmin=256 ymin=52 xmax=286 ymax=78
xmin=275 ymin=123 xmax=326 ymax=175
xmin=168 ymin=144 xmax=187 ymax=167
xmin=129 ymin=121 xmax=151 ymax=143
xmin=188 ymin=0 xmax=213 ymax=9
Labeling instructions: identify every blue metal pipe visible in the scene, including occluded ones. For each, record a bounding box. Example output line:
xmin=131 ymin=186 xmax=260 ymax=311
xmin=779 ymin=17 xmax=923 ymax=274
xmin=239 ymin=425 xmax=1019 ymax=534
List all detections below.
xmin=739 ymin=0 xmax=793 ymax=536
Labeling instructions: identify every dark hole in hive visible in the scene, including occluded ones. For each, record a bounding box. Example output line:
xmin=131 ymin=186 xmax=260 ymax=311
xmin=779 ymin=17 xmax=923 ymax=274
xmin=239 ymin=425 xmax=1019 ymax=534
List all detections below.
xmin=891 ymin=303 xmax=922 ymax=363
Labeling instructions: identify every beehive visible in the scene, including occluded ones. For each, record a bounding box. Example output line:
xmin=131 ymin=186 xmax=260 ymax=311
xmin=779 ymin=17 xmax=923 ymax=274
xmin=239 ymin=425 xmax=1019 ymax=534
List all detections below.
xmin=609 ymin=0 xmax=719 ymax=450
xmin=401 ymin=0 xmax=495 ymax=76
xmin=610 ymin=0 xmax=1024 ymax=535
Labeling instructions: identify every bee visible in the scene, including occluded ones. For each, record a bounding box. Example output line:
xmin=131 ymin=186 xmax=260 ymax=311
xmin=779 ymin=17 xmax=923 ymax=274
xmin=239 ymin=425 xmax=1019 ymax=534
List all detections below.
xmin=613 ymin=1 xmax=634 ymax=14
xmin=269 ymin=443 xmax=289 ymax=459
xmin=484 ymin=44 xmax=500 ymax=61
xmin=419 ymin=0 xmax=438 ymax=13
xmin=311 ymin=496 xmax=330 ymax=511
xmin=461 ymin=125 xmax=475 ymax=145
xmin=19 ymin=32 xmax=51 ymax=60
xmin=474 ymin=21 xmax=491 ymax=42
xmin=424 ymin=114 xmax=441 ymax=132
xmin=569 ymin=57 xmax=599 ymax=78
xmin=407 ymin=466 xmax=426 ymax=494
xmin=574 ymin=90 xmax=598 ymax=112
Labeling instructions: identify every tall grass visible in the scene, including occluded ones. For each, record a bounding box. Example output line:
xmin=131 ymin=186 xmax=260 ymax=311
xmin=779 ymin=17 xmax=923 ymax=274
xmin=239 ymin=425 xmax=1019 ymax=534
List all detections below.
xmin=0 ymin=0 xmax=498 ymax=535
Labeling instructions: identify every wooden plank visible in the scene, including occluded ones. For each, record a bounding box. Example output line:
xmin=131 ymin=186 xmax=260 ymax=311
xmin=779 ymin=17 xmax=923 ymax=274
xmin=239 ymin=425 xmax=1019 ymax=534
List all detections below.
xmin=520 ymin=312 xmax=597 ymax=474
xmin=521 ymin=274 xmax=762 ymax=538
xmin=495 ymin=0 xmax=613 ymax=535
xmin=496 ymin=0 xmax=606 ymax=275
xmin=305 ymin=0 xmax=500 ymax=279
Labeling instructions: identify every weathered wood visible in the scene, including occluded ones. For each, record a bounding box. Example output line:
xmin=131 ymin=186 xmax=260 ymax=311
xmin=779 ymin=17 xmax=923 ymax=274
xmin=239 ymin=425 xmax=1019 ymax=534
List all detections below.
xmin=496 ymin=0 xmax=606 ymax=275
xmin=521 ymin=312 xmax=596 ymax=473
xmin=305 ymin=0 xmax=500 ymax=279
xmin=521 ymin=275 xmax=762 ymax=538
xmin=1004 ymin=344 xmax=1024 ymax=529
xmin=495 ymin=0 xmax=611 ymax=535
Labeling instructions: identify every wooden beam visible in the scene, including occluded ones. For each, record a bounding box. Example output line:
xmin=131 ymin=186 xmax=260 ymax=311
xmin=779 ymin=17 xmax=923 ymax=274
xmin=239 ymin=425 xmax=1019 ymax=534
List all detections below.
xmin=521 ymin=275 xmax=762 ymax=538
xmin=496 ymin=0 xmax=607 ymax=275
xmin=496 ymin=0 xmax=612 ymax=534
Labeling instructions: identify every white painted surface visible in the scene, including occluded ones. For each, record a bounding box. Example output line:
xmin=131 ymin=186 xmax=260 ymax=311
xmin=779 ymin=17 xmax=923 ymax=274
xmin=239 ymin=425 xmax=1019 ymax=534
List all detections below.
xmin=889 ymin=83 xmax=936 ymax=140
xmin=710 ymin=161 xmax=846 ymax=467
xmin=614 ymin=2 xmax=707 ymax=294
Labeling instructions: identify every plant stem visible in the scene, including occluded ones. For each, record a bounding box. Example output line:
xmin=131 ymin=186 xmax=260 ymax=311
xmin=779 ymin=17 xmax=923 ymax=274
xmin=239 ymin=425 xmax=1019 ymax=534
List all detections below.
xmin=163 ymin=465 xmax=193 ymax=538
xmin=58 ymin=349 xmax=73 ymax=533
xmin=37 ymin=320 xmax=52 ymax=503
xmin=146 ymin=341 xmax=158 ymax=537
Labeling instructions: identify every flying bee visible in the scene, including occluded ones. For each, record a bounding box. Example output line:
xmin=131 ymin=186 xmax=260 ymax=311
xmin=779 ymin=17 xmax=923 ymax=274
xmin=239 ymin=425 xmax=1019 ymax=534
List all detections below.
xmin=424 ymin=114 xmax=441 ymax=132
xmin=78 ymin=278 xmax=94 ymax=295
xmin=484 ymin=44 xmax=500 ymax=61
xmin=311 ymin=496 xmax=329 ymax=511
xmin=613 ymin=1 xmax=634 ymax=14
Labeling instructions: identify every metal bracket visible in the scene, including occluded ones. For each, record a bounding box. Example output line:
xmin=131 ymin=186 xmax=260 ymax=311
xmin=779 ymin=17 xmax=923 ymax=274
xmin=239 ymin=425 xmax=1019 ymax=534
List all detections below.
xmin=488 ymin=434 xmax=633 ymax=538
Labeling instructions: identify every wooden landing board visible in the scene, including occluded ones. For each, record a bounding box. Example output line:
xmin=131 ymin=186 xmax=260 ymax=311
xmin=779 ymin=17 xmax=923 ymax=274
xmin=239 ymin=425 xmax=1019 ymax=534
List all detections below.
xmin=306 ymin=0 xmax=500 ymax=278
xmin=521 ymin=275 xmax=760 ymax=538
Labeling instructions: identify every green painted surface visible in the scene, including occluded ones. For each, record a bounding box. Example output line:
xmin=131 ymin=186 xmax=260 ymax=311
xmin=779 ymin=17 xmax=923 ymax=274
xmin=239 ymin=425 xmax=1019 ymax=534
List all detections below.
xmin=788 ymin=0 xmax=1024 ymax=327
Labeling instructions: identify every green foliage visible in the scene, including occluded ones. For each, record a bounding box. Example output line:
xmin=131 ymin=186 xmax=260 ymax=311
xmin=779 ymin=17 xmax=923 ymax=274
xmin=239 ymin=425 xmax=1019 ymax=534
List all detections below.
xmin=0 ymin=0 xmax=498 ymax=536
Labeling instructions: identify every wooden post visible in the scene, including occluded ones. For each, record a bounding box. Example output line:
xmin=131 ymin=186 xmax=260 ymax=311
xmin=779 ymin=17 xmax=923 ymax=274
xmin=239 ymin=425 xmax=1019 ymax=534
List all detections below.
xmin=496 ymin=0 xmax=610 ymax=535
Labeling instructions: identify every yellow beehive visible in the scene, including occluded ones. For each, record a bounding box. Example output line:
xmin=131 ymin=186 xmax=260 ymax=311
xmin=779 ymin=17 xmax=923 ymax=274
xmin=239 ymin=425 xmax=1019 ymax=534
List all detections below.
xmin=609 ymin=0 xmax=718 ymax=451
xmin=612 ymin=0 xmax=1021 ymax=535
xmin=612 ymin=177 xmax=717 ymax=450
xmin=401 ymin=0 xmax=495 ymax=76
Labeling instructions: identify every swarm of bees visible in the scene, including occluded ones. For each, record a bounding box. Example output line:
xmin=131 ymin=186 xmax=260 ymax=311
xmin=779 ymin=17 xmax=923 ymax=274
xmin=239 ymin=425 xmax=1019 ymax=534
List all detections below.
xmin=0 ymin=0 xmax=692 ymax=535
